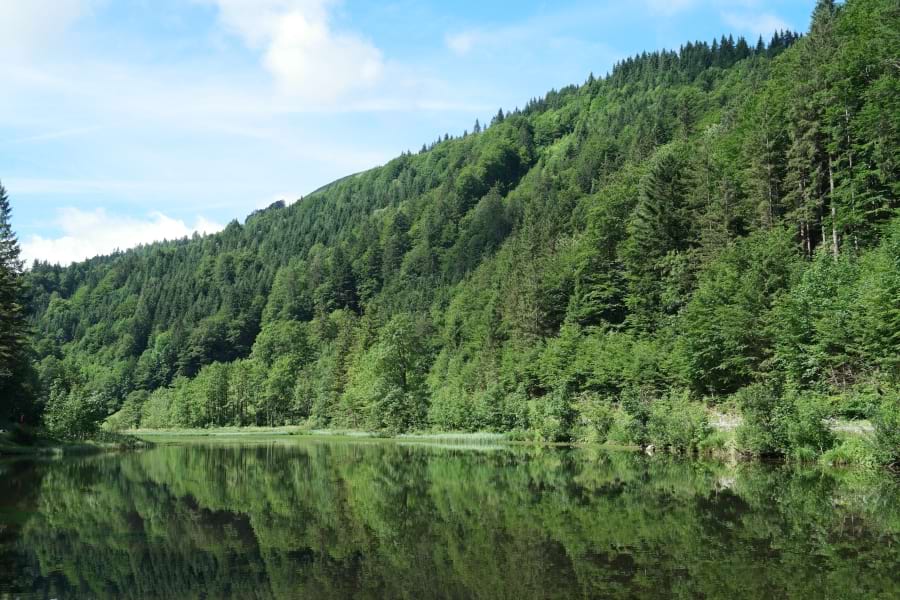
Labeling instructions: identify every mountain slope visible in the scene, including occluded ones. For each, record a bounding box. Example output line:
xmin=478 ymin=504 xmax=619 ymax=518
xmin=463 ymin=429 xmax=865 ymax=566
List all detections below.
xmin=24 ymin=0 xmax=900 ymax=453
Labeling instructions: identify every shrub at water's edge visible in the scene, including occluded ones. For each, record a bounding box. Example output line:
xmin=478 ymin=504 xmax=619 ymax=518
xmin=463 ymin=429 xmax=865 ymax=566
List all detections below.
xmin=872 ymin=394 xmax=900 ymax=469
xmin=0 ymin=422 xmax=147 ymax=456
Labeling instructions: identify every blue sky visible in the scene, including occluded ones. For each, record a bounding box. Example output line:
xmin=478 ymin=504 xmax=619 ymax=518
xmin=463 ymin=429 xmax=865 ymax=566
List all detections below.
xmin=0 ymin=0 xmax=816 ymax=265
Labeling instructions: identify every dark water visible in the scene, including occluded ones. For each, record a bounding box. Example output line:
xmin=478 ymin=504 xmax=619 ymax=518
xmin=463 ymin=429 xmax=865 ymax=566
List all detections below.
xmin=1 ymin=439 xmax=899 ymax=599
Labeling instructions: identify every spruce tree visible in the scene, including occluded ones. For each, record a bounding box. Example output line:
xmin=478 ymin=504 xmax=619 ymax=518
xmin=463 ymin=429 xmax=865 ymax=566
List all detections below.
xmin=755 ymin=35 xmax=766 ymax=54
xmin=0 ymin=181 xmax=30 ymax=420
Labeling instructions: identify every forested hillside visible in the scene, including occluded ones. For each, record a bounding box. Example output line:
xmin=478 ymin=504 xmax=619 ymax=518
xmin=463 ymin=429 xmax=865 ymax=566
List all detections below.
xmin=16 ymin=0 xmax=900 ymax=461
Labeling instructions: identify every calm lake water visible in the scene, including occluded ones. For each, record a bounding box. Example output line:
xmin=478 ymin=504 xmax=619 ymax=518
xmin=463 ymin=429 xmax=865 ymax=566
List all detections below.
xmin=1 ymin=438 xmax=899 ymax=599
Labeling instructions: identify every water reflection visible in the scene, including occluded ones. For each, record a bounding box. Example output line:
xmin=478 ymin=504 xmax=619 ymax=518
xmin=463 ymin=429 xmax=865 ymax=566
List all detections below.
xmin=1 ymin=440 xmax=899 ymax=599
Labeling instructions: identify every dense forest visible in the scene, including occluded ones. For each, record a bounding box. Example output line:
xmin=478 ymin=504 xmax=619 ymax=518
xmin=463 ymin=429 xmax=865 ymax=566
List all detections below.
xmin=3 ymin=0 xmax=898 ymax=463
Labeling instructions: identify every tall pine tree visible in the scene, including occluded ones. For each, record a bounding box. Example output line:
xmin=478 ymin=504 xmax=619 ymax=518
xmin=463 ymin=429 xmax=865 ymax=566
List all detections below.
xmin=0 ymin=182 xmax=32 ymax=421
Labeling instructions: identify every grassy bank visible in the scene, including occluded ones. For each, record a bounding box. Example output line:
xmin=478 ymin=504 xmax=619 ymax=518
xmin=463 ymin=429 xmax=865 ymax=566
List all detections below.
xmin=129 ymin=414 xmax=889 ymax=468
xmin=0 ymin=426 xmax=149 ymax=457
xmin=133 ymin=427 xmax=517 ymax=447
xmin=6 ymin=414 xmax=885 ymax=468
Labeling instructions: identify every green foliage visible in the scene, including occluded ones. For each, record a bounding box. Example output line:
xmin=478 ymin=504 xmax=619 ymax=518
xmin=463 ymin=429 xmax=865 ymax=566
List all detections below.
xmin=829 ymin=380 xmax=884 ymax=419
xmin=341 ymin=313 xmax=432 ymax=432
xmin=735 ymin=384 xmax=835 ymax=459
xmin=43 ymin=385 xmax=107 ymax=440
xmin=573 ymin=392 xmax=616 ymax=443
xmin=0 ymin=182 xmax=35 ymax=422
xmin=735 ymin=384 xmax=786 ymax=456
xmin=619 ymin=386 xmax=654 ymax=447
xmin=820 ymin=436 xmax=878 ymax=468
xmin=679 ymin=229 xmax=798 ymax=395
xmin=622 ymin=145 xmax=693 ymax=330
xmin=528 ymin=386 xmax=576 ymax=442
xmin=646 ymin=392 xmax=711 ymax=453
xmin=139 ymin=388 xmax=173 ymax=429
xmin=781 ymin=392 xmax=836 ymax=459
xmin=696 ymin=430 xmax=730 ymax=455
xmin=104 ymin=390 xmax=146 ymax=431
xmin=252 ymin=320 xmax=312 ymax=368
xmin=871 ymin=394 xmax=900 ymax=469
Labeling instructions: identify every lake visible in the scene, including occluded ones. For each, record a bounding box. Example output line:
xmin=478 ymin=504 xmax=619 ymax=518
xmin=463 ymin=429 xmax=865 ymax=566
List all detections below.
xmin=1 ymin=438 xmax=899 ymax=599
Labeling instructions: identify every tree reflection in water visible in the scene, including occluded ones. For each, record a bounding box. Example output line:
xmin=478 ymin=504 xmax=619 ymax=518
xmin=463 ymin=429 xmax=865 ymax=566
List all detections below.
xmin=1 ymin=441 xmax=899 ymax=599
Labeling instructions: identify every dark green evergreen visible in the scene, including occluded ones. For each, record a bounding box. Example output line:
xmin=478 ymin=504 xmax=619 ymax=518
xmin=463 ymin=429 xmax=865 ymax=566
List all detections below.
xmin=0 ymin=182 xmax=34 ymax=423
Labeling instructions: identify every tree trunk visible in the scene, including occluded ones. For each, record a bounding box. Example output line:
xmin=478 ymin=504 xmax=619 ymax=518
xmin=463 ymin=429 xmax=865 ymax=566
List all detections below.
xmin=800 ymin=220 xmax=810 ymax=259
xmin=764 ymin=118 xmax=775 ymax=226
xmin=798 ymin=181 xmax=811 ymax=258
xmin=829 ymin=155 xmax=839 ymax=259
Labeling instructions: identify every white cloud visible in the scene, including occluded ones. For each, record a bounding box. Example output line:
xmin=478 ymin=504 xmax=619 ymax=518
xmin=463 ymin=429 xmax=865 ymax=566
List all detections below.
xmin=446 ymin=31 xmax=477 ymax=56
xmin=21 ymin=208 xmax=224 ymax=266
xmin=0 ymin=0 xmax=94 ymax=58
xmin=722 ymin=11 xmax=790 ymax=37
xmin=202 ymin=0 xmax=383 ymax=104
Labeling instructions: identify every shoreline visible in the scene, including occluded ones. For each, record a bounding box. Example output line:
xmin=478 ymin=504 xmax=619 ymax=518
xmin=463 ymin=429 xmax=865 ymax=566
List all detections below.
xmin=2 ymin=422 xmax=881 ymax=471
xmin=0 ymin=429 xmax=151 ymax=458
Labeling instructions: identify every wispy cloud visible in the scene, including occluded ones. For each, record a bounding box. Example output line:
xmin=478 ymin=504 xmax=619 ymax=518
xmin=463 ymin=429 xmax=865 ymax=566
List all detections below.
xmin=6 ymin=127 xmax=100 ymax=145
xmin=445 ymin=31 xmax=478 ymax=56
xmin=0 ymin=0 xmax=96 ymax=58
xmin=21 ymin=207 xmax=224 ymax=266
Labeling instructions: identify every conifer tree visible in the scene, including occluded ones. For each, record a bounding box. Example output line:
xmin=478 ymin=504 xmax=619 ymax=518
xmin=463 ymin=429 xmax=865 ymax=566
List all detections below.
xmin=0 ymin=182 xmax=31 ymax=420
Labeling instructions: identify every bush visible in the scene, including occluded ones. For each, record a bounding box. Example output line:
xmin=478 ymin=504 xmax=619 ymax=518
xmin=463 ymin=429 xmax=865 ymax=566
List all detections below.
xmin=781 ymin=392 xmax=835 ymax=459
xmin=497 ymin=385 xmax=531 ymax=432
xmin=619 ymin=386 xmax=653 ymax=446
xmin=528 ymin=386 xmax=576 ymax=442
xmin=735 ymin=384 xmax=834 ymax=459
xmin=829 ymin=382 xmax=883 ymax=420
xmin=734 ymin=383 xmax=782 ymax=455
xmin=872 ymin=394 xmax=900 ymax=469
xmin=140 ymin=389 xmax=174 ymax=429
xmin=820 ymin=436 xmax=878 ymax=468
xmin=44 ymin=387 xmax=107 ymax=440
xmin=646 ymin=392 xmax=711 ymax=453
xmin=372 ymin=388 xmax=427 ymax=434
xmin=104 ymin=391 xmax=147 ymax=432
xmin=573 ymin=392 xmax=616 ymax=443
xmin=506 ymin=428 xmax=531 ymax=442
xmin=610 ymin=387 xmax=711 ymax=451
xmin=606 ymin=408 xmax=637 ymax=446
xmin=697 ymin=430 xmax=730 ymax=455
